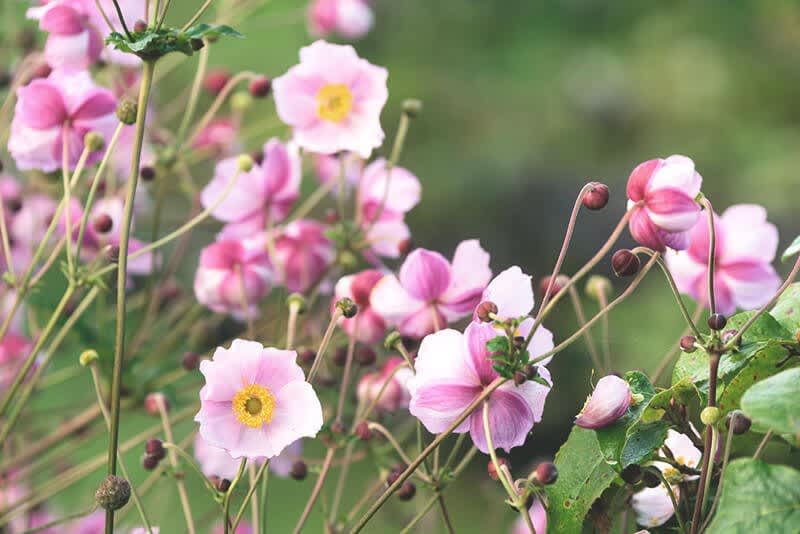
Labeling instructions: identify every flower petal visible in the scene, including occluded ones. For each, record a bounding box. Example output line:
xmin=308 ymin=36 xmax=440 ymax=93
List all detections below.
xmin=399 ymin=248 xmax=452 ymax=301
xmin=469 ymin=388 xmax=535 ymax=453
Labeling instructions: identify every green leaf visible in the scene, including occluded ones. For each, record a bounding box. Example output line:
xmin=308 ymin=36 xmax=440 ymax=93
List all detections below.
xmin=184 ymin=23 xmax=244 ymax=40
xmin=620 ymin=421 xmax=669 ymax=467
xmin=486 ymin=335 xmax=509 ymax=354
xmin=781 ymin=236 xmax=800 ymax=262
xmin=771 ymin=282 xmax=800 ymax=335
xmin=546 ymin=427 xmax=618 ymax=534
xmin=706 ymin=459 xmax=800 ymax=534
xmin=741 ymin=367 xmax=800 ymax=439
xmin=726 ymin=311 xmax=794 ymax=343
xmin=717 ymin=342 xmax=796 ymax=415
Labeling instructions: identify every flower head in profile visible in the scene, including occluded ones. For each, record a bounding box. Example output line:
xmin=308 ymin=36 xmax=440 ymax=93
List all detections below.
xmin=511 ymin=497 xmax=547 ymax=534
xmin=626 ymin=155 xmax=702 ymax=252
xmin=273 ymin=40 xmax=388 ymax=157
xmin=371 ymin=240 xmax=491 ymax=338
xmin=193 ymin=433 xmax=303 ymax=480
xmin=195 ymin=340 xmax=323 ymax=459
xmin=9 ymin=70 xmax=117 ymax=172
xmin=665 ymin=204 xmax=781 ymax=315
xmin=308 ymin=0 xmax=374 ymax=40
xmin=334 ymin=269 xmax=386 ymax=344
xmin=271 ymin=220 xmax=335 ymax=294
xmin=193 ymin=238 xmax=273 ymax=319
xmin=574 ymin=375 xmax=632 ymax=429
xmin=357 ymin=356 xmax=413 ymax=413
xmin=409 ymin=321 xmax=553 ymax=453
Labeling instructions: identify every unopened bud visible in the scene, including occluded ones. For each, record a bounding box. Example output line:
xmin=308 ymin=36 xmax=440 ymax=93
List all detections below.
xmin=133 ymin=19 xmax=147 ymax=33
xmin=585 ymin=275 xmax=611 ymax=301
xmin=355 ymin=421 xmax=372 ymax=441
xmin=384 ymin=331 xmax=402 ymax=351
xmin=539 ymin=274 xmax=568 ymax=299
xmin=79 ymin=349 xmax=99 ymax=367
xmin=323 ymin=208 xmax=339 ymax=224
xmin=248 ymin=75 xmax=271 ymax=98
xmin=144 ymin=392 xmax=168 ymax=416
xmin=286 ymin=293 xmax=307 ymax=314
xmin=336 ymin=297 xmax=358 ymax=319
xmin=726 ymin=411 xmax=751 ymax=435
xmin=402 ymin=99 xmax=422 ymax=117
xmin=487 ymin=458 xmax=510 ymax=481
xmin=330 ymin=420 xmax=345 ymax=435
xmin=475 ymin=301 xmax=498 ymax=323
xmin=397 ymin=481 xmax=416 ymax=501
xmin=611 ymin=249 xmax=640 ymax=277
xmin=203 ymin=69 xmax=230 ymax=96
xmin=116 ymin=99 xmax=137 ymax=125
xmin=230 ymin=91 xmax=253 ymax=112
xmin=534 ymin=462 xmax=558 ymax=485
xmin=140 ymin=166 xmax=156 ymax=181
xmin=190 ymin=38 xmax=205 ymax=51
xmin=679 ymin=335 xmax=697 ymax=353
xmin=95 ymin=475 xmax=131 ymax=511
xmin=523 ymin=364 xmax=539 ymax=380
xmin=93 ymin=214 xmax=113 ymax=234
xmin=397 ymin=238 xmax=413 ymax=256
xmin=214 ymin=477 xmax=231 ymax=492
xmin=620 ymin=464 xmax=643 ymax=484
xmin=582 ymin=182 xmax=609 ymax=210
xmin=145 ymin=438 xmax=165 ymax=459
xmin=298 ymin=349 xmax=315 ymax=365
xmin=182 ymin=351 xmax=200 ymax=371
xmin=707 ymin=313 xmax=727 ymax=331
xmin=237 ymin=154 xmax=254 ymax=172
xmin=700 ymin=406 xmax=721 ymax=426
xmin=290 ymin=460 xmax=307 ymax=481
xmin=513 ymin=371 xmax=527 ymax=386
xmin=84 ymin=131 xmax=105 ymax=152
xmin=107 ymin=245 xmax=120 ymax=263
xmin=642 ymin=467 xmax=661 ymax=488
xmin=142 ymin=454 xmax=159 ymax=470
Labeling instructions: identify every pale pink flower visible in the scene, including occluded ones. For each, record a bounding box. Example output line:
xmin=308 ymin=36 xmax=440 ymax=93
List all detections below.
xmin=271 ymin=220 xmax=335 ymax=293
xmin=130 ymin=528 xmax=159 ymax=534
xmin=192 ymin=117 xmax=240 ymax=158
xmin=333 ymin=269 xmax=386 ymax=344
xmin=626 ymin=155 xmax=703 ymax=252
xmin=9 ymin=70 xmax=117 ymax=172
xmin=0 ymin=333 xmax=34 ymax=390
xmin=654 ymin=429 xmax=702 ymax=482
xmin=10 ymin=194 xmax=58 ymax=251
xmin=203 ymin=139 xmax=301 ymax=240
xmin=408 ymin=322 xmax=553 ymax=453
xmin=357 ymin=356 xmax=413 ymax=413
xmin=511 ymin=497 xmax=547 ymax=534
xmin=193 ymin=238 xmax=273 ymax=319
xmin=308 ymin=0 xmax=374 ymax=40
xmin=574 ymin=375 xmax=631 ymax=429
xmin=213 ymin=521 xmax=252 ymax=534
xmin=665 ymin=204 xmax=781 ymax=316
xmin=194 ymin=433 xmax=302 ymax=480
xmin=195 ymin=340 xmax=323 ymax=459
xmin=313 ymin=151 xmax=362 ymax=190
xmin=273 ymin=40 xmax=388 ymax=158
xmin=371 ymin=240 xmax=491 ymax=338
xmin=631 ymin=484 xmax=679 ymax=528
xmin=70 ymin=510 xmax=104 ymax=533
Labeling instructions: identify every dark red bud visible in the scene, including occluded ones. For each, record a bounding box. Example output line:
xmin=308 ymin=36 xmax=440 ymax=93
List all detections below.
xmin=144 ymin=393 xmax=167 ymax=416
xmin=250 ymin=150 xmax=265 ymax=166
xmin=397 ymin=481 xmax=416 ymax=501
xmin=330 ymin=421 xmax=345 ymax=435
xmin=611 ymin=249 xmax=640 ymax=277
xmin=92 ymin=214 xmax=113 ymax=234
xmin=475 ymin=301 xmax=498 ymax=323
xmin=203 ymin=69 xmax=231 ymax=96
xmin=513 ymin=371 xmax=527 ymax=386
xmin=190 ymin=38 xmax=204 ymax=51
xmin=679 ymin=335 xmax=697 ymax=353
xmin=133 ymin=19 xmax=147 ymax=32
xmin=487 ymin=457 xmax=510 ymax=481
xmin=298 ymin=349 xmax=316 ymax=365
xmin=707 ymin=313 xmax=727 ymax=331
xmin=355 ymin=421 xmax=373 ymax=441
xmin=215 ymin=478 xmax=231 ymax=492
xmin=107 ymin=245 xmax=120 ymax=263
xmin=182 ymin=352 xmax=200 ymax=371
xmin=248 ymin=76 xmax=271 ymax=98
xmin=397 ymin=239 xmax=413 ymax=256
xmin=145 ymin=438 xmax=164 ymax=457
xmin=290 ymin=461 xmax=307 ymax=481
xmin=356 ymin=347 xmax=376 ymax=367
xmin=534 ymin=462 xmax=558 ymax=485
xmin=726 ymin=411 xmax=752 ymax=435
xmin=538 ymin=275 xmax=567 ymax=299
xmin=582 ymin=182 xmax=609 ymax=210
xmin=140 ymin=166 xmax=156 ymax=181
xmin=142 ymin=454 xmax=159 ymax=470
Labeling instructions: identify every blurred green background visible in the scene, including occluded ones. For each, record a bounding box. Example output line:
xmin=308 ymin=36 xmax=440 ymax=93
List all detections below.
xmin=11 ymin=0 xmax=800 ymax=532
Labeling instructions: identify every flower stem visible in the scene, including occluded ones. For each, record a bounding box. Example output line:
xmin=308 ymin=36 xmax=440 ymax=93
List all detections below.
xmin=398 ymin=494 xmax=439 ymax=534
xmin=752 ymin=430 xmax=773 ymax=460
xmin=655 ymin=469 xmax=687 ymax=534
xmin=689 ymin=351 xmax=720 ymax=534
xmin=306 ymin=308 xmax=342 ymax=383
xmin=335 ymin=320 xmax=358 ymax=422
xmin=293 ymin=447 xmax=335 ymax=534
xmin=181 ymin=0 xmax=215 ymax=31
xmin=231 ymin=460 xmax=270 ymax=533
xmin=701 ymin=198 xmax=717 ymax=317
xmin=699 ymin=424 xmax=734 ymax=531
xmin=566 ymin=284 xmax=604 ymax=373
xmin=157 ymin=397 xmax=196 ymax=534
xmin=224 ymin=459 xmax=247 ymax=534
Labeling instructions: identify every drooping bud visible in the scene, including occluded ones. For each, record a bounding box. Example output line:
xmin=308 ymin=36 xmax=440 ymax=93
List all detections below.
xmin=679 ymin=335 xmax=697 ymax=353
xmin=133 ymin=19 xmax=147 ymax=33
xmin=620 ymin=464 xmax=643 ymax=484
xmin=534 ymin=462 xmax=558 ymax=485
xmin=475 ymin=301 xmax=498 ymax=323
xmin=92 ymin=214 xmax=113 ymax=234
xmin=286 ymin=293 xmax=307 ymax=314
xmin=116 ymin=99 xmax=137 ymax=125
xmin=355 ymin=421 xmax=373 ymax=441
xmin=84 ymin=131 xmax=105 ymax=153
xmin=237 ymin=154 xmax=254 ymax=172
xmin=402 ymin=99 xmax=422 ymax=118
xmin=700 ymin=406 xmax=721 ymax=426
xmin=79 ymin=349 xmax=99 ymax=367
xmin=513 ymin=371 xmax=527 ymax=386
xmin=707 ymin=313 xmax=727 ymax=331
xmin=290 ymin=460 xmax=308 ymax=481
xmin=726 ymin=411 xmax=751 ymax=435
xmin=203 ymin=69 xmax=230 ymax=96
xmin=575 ymin=375 xmax=632 ymax=429
xmin=248 ymin=75 xmax=271 ymax=98
xmin=538 ymin=274 xmax=568 ymax=299
xmin=356 ymin=347 xmax=376 ymax=367
xmin=144 ymin=392 xmax=168 ymax=416
xmin=145 ymin=438 xmax=165 ymax=460
xmin=397 ymin=481 xmax=416 ymax=501
xmin=585 ymin=275 xmax=611 ymax=302
xmin=230 ymin=91 xmax=253 ymax=112
xmin=487 ymin=457 xmax=510 ymax=481
xmin=182 ymin=351 xmax=200 ymax=371
xmin=336 ymin=297 xmax=358 ymax=318
xmin=612 ymin=249 xmax=640 ymax=277
xmin=383 ymin=331 xmax=402 ymax=351
xmin=140 ymin=166 xmax=156 ymax=181
xmin=95 ymin=475 xmax=131 ymax=511
xmin=582 ymin=182 xmax=610 ymax=211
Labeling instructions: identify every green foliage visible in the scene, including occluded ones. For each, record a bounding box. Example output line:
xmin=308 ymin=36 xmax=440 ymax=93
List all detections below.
xmin=706 ymin=459 xmax=800 ymax=534
xmin=771 ymin=282 xmax=800 ymax=335
xmin=546 ymin=427 xmax=618 ymax=534
xmin=781 ymin=236 xmax=800 ymax=263
xmin=106 ymin=24 xmax=242 ymax=60
xmin=741 ymin=367 xmax=800 ymax=440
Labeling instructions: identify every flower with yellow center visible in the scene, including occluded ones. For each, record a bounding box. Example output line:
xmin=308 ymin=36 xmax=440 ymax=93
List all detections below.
xmin=316 ymin=83 xmax=353 ymax=123
xmin=232 ymin=383 xmax=276 ymax=428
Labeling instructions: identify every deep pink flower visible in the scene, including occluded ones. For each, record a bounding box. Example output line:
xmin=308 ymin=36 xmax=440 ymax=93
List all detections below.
xmin=371 ymin=240 xmax=491 ymax=338
xmin=511 ymin=497 xmax=547 ymax=534
xmin=574 ymin=375 xmax=631 ymax=429
xmin=0 ymin=333 xmax=33 ymax=390
xmin=626 ymin=155 xmax=703 ymax=252
xmin=308 ymin=0 xmax=374 ymax=40
xmin=333 ymin=269 xmax=386 ymax=344
xmin=203 ymin=139 xmax=301 ymax=240
xmin=357 ymin=356 xmax=413 ymax=413
xmin=9 ymin=70 xmax=117 ymax=172
xmin=194 ymin=433 xmax=302 ymax=480
xmin=192 ymin=117 xmax=240 ymax=158
xmin=409 ymin=322 xmax=553 ymax=453
xmin=271 ymin=220 xmax=335 ymax=293
xmin=193 ymin=238 xmax=273 ymax=319
xmin=273 ymin=40 xmax=388 ymax=158
xmin=195 ymin=340 xmax=323 ymax=459
xmin=665 ymin=204 xmax=781 ymax=315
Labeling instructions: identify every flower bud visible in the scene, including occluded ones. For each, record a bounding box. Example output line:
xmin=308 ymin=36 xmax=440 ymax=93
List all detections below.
xmin=116 ymin=99 xmax=137 ymax=125
xmin=620 ymin=464 xmax=643 ymax=484
xmin=144 ymin=392 xmax=168 ymax=416
xmin=582 ymin=182 xmax=609 ymax=210
xmin=397 ymin=481 xmax=416 ymax=501
xmin=336 ymin=297 xmax=358 ymax=318
xmin=355 ymin=421 xmax=373 ymax=441
xmin=214 ymin=477 xmax=231 ymax=492
xmin=95 ymin=475 xmax=131 ymax=511
xmin=237 ymin=154 xmax=254 ymax=172
xmin=575 ymin=375 xmax=632 ymax=429
xmin=487 ymin=457 xmax=510 ymax=481
xmin=145 ymin=438 xmax=165 ymax=460
xmin=585 ymin=275 xmax=611 ymax=302
xmin=286 ymin=293 xmax=307 ymax=314
xmin=612 ymin=249 xmax=640 ymax=277
xmin=707 ymin=313 xmax=727 ymax=331
xmin=140 ymin=166 xmax=156 ymax=181
xmin=230 ymin=91 xmax=253 ymax=112
xmin=290 ymin=460 xmax=307 ymax=481
xmin=642 ymin=467 xmax=661 ymax=488
xmin=726 ymin=411 xmax=751 ymax=435
xmin=133 ymin=19 xmax=147 ymax=33
xmin=402 ymin=99 xmax=422 ymax=117
xmin=534 ymin=462 xmax=558 ymax=485
xmin=523 ymin=364 xmax=539 ymax=380
xmin=92 ymin=214 xmax=113 ymax=234
xmin=700 ymin=406 xmax=721 ymax=426
xmin=107 ymin=245 xmax=120 ymax=263
xmin=330 ymin=421 xmax=345 ymax=435
xmin=249 ymin=75 xmax=271 ymax=98
xmin=142 ymin=454 xmax=159 ymax=470
xmin=679 ymin=335 xmax=697 ymax=353
xmin=298 ymin=349 xmax=315 ymax=365
xmin=190 ymin=38 xmax=205 ymax=51
xmin=356 ymin=347 xmax=376 ymax=367
xmin=513 ymin=371 xmax=527 ymax=386
xmin=397 ymin=238 xmax=413 ymax=256
xmin=475 ymin=301 xmax=498 ymax=323
xmin=383 ymin=331 xmax=402 ymax=351
xmin=203 ymin=69 xmax=230 ymax=96
xmin=79 ymin=349 xmax=99 ymax=367
xmin=182 ymin=351 xmax=200 ymax=371
xmin=538 ymin=274 xmax=568 ymax=299
xmin=84 ymin=131 xmax=105 ymax=153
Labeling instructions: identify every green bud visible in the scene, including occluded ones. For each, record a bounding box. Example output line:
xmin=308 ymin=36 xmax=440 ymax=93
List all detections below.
xmin=79 ymin=349 xmax=99 ymax=367
xmin=383 ymin=331 xmax=402 ymax=351
xmin=585 ymin=275 xmax=611 ymax=302
xmin=337 ymin=250 xmax=358 ymax=270
xmin=336 ymin=297 xmax=358 ymax=319
xmin=402 ymin=99 xmax=422 ymax=118
xmin=230 ymin=91 xmax=252 ymax=112
xmin=700 ymin=406 xmax=721 ymax=426
xmin=116 ymin=99 xmax=137 ymax=125
xmin=237 ymin=154 xmax=254 ymax=172
xmin=286 ymin=293 xmax=307 ymax=314
xmin=83 ymin=131 xmax=105 ymax=153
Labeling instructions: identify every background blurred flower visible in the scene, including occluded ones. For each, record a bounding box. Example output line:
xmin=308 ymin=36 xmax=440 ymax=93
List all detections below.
xmin=334 ymin=269 xmax=386 ymax=344
xmin=308 ymin=0 xmax=374 ymax=40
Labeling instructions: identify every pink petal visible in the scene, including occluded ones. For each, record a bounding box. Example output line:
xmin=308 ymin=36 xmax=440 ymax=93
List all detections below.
xmin=359 ymin=159 xmax=421 ymax=216
xmin=516 ymin=317 xmax=555 ymax=366
xmin=439 ymin=239 xmax=492 ymax=318
xmin=721 ymin=260 xmax=781 ymax=311
xmin=480 ymin=266 xmax=533 ymax=319
xmin=645 ymin=187 xmax=701 ymax=233
xmin=629 ymin=207 xmax=666 ymax=252
xmin=399 ymin=248 xmax=452 ymax=301
xmin=464 ymin=321 xmax=501 ymax=385
xmin=410 ymin=329 xmax=478 ymax=393
xmin=70 ymin=88 xmax=117 ymax=121
xmin=272 ymin=70 xmax=322 ymax=129
xmin=363 ymin=217 xmax=410 ymax=258
xmin=626 ymin=159 xmax=661 ymax=202
xmin=40 ymin=4 xmax=85 ymax=34
xmin=469 ymin=388 xmax=535 ymax=453
xmin=410 ymin=382 xmax=481 ymax=434
xmin=664 ymin=249 xmax=705 ymax=299
xmin=575 ymin=375 xmax=631 ymax=429
xmin=398 ymin=304 xmax=443 ymax=339
xmin=371 ymin=274 xmax=426 ymax=326
xmin=648 ymin=155 xmax=702 ymax=198
xmin=201 ymin=157 xmax=267 ymax=223
xmin=16 ymin=80 xmax=67 ymax=129
xmin=719 ymin=204 xmax=778 ymax=264
xmin=253 ymin=348 xmax=305 ymax=393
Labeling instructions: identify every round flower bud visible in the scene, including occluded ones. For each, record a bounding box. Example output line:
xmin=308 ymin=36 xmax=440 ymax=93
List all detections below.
xmin=383 ymin=331 xmax=402 ymax=351
xmin=92 ymin=214 xmax=113 ymax=234
xmin=203 ymin=69 xmax=230 ymax=96
xmin=230 ymin=91 xmax=253 ymax=112
xmin=538 ymin=274 xmax=567 ymax=299
xmin=140 ymin=166 xmax=156 ymax=181
xmin=84 ymin=131 xmax=105 ymax=153
xmin=726 ymin=411 xmax=752 ymax=435
xmin=286 ymin=293 xmax=307 ymax=314
xmin=214 ymin=478 xmax=231 ymax=492
xmin=707 ymin=313 xmax=727 ymax=331
xmin=523 ymin=364 xmax=539 ymax=380
xmin=182 ymin=351 xmax=200 ymax=371
xmin=298 ymin=349 xmax=315 ymax=365
xmin=585 ymin=275 xmax=611 ymax=302
xmin=513 ymin=371 xmax=527 ymax=386
xmin=575 ymin=375 xmax=632 ymax=429
xmin=133 ymin=19 xmax=147 ymax=33
xmin=355 ymin=421 xmax=373 ymax=441
xmin=107 ymin=245 xmax=120 ymax=263
xmin=679 ymin=335 xmax=697 ymax=353
xmin=330 ymin=421 xmax=345 ymax=435
xmin=398 ymin=238 xmax=413 ymax=256
xmin=356 ymin=347 xmax=376 ymax=367
xmin=475 ymin=301 xmax=498 ymax=323
xmin=642 ymin=467 xmax=662 ymax=488
xmin=290 ymin=460 xmax=308 ymax=481
xmin=487 ymin=457 xmax=510 ymax=481
xmin=142 ymin=454 xmax=159 ymax=471
xmin=116 ymin=99 xmax=138 ymax=125
xmin=612 ymin=249 xmax=640 ymax=277
xmin=582 ymin=182 xmax=610 ymax=210
xmin=397 ymin=481 xmax=416 ymax=501
xmin=248 ymin=75 xmax=272 ymax=98
xmin=144 ymin=392 xmax=168 ymax=416
xmin=95 ymin=475 xmax=131 ymax=511
xmin=336 ymin=297 xmax=358 ymax=319
xmin=145 ymin=438 xmax=165 ymax=459
xmin=237 ymin=154 xmax=254 ymax=172
xmin=700 ymin=406 xmax=721 ymax=426
xmin=251 ymin=149 xmax=265 ymax=165
xmin=534 ymin=462 xmax=558 ymax=485
xmin=402 ymin=99 xmax=422 ymax=117
xmin=620 ymin=464 xmax=643 ymax=485
xmin=79 ymin=349 xmax=99 ymax=367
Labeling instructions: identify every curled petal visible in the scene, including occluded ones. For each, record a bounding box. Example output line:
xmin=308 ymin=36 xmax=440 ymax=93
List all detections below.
xmin=575 ymin=375 xmax=631 ymax=429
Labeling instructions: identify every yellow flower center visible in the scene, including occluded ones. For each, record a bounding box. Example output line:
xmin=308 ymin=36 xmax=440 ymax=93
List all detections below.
xmin=232 ymin=383 xmax=276 ymax=428
xmin=316 ymin=83 xmax=353 ymax=123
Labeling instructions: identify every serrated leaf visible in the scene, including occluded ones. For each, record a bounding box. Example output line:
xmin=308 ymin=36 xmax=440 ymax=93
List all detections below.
xmin=781 ymin=236 xmax=800 ymax=262
xmin=706 ymin=459 xmax=800 ymax=533
xmin=184 ymin=23 xmax=244 ymax=40
xmin=741 ymin=367 xmax=800 ymax=439
xmin=486 ymin=336 xmax=509 ymax=354
xmin=620 ymin=420 xmax=669 ymax=467
xmin=718 ymin=343 xmax=796 ymax=415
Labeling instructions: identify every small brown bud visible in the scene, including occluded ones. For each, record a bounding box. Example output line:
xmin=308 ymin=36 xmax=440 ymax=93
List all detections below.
xmin=397 ymin=238 xmax=413 ymax=256
xmin=248 ymin=75 xmax=272 ymax=98
xmin=107 ymin=245 xmax=120 ymax=263
xmin=298 ymin=349 xmax=316 ymax=365
xmin=642 ymin=467 xmax=661 ymax=488
xmin=611 ymin=249 xmax=640 ymax=277
xmin=214 ymin=478 xmax=231 ymax=492
xmin=323 ymin=208 xmax=339 ymax=224
xmin=620 ymin=464 xmax=643 ymax=484
xmin=290 ymin=461 xmax=307 ymax=481
xmin=487 ymin=457 xmax=510 ymax=481
xmin=726 ymin=411 xmax=752 ymax=435
xmin=707 ymin=313 xmax=727 ymax=331
xmin=679 ymin=335 xmax=697 ymax=353
xmin=142 ymin=454 xmax=159 ymax=470
xmin=144 ymin=392 xmax=168 ymax=416
xmin=203 ymin=69 xmax=231 ymax=96
xmin=133 ymin=19 xmax=147 ymax=33
xmin=139 ymin=166 xmax=156 ymax=181
xmin=182 ymin=352 xmax=200 ymax=371
xmin=336 ymin=297 xmax=358 ymax=318
xmin=330 ymin=421 xmax=345 ymax=435
xmin=513 ymin=371 xmax=527 ymax=386
xmin=190 ymin=38 xmax=205 ymax=51
xmin=92 ymin=214 xmax=113 ymax=234
xmin=475 ymin=301 xmax=498 ymax=323
xmin=145 ymin=438 xmax=165 ymax=459
xmin=355 ymin=421 xmax=373 ymax=441
xmin=534 ymin=462 xmax=558 ymax=485
xmin=582 ymin=182 xmax=609 ymax=210
xmin=523 ymin=364 xmax=539 ymax=380
xmin=397 ymin=481 xmax=416 ymax=501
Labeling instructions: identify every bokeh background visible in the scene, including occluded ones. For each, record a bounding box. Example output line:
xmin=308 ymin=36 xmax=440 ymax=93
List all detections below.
xmin=8 ymin=0 xmax=800 ymax=532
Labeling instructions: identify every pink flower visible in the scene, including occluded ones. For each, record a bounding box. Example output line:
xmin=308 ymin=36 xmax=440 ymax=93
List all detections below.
xmin=192 ymin=117 xmax=240 ymax=158
xmin=9 ymin=70 xmax=117 ymax=172
xmin=308 ymin=0 xmax=374 ymax=40
xmin=273 ymin=40 xmax=388 ymax=158
xmin=0 ymin=333 xmax=33 ymax=390
xmin=213 ymin=521 xmax=252 ymax=534
xmin=665 ymin=204 xmax=781 ymax=316
xmin=357 ymin=356 xmax=413 ymax=413
xmin=511 ymin=497 xmax=547 ymax=534
xmin=408 ymin=322 xmax=553 ymax=453
xmin=203 ymin=139 xmax=301 ymax=240
xmin=195 ymin=340 xmax=323 ymax=459
xmin=313 ymin=151 xmax=362 ymax=190
xmin=333 ymin=269 xmax=386 ymax=344
xmin=631 ymin=484 xmax=679 ymax=528
xmin=10 ymin=194 xmax=58 ymax=251
xmin=357 ymin=158 xmax=421 ymax=259
xmin=574 ymin=375 xmax=632 ymax=429
xmin=626 ymin=155 xmax=703 ymax=252
xmin=70 ymin=510 xmax=104 ymax=534
xmin=193 ymin=238 xmax=273 ymax=319
xmin=271 ymin=220 xmax=335 ymax=293
xmin=194 ymin=433 xmax=303 ymax=480
xmin=371 ymin=240 xmax=491 ymax=338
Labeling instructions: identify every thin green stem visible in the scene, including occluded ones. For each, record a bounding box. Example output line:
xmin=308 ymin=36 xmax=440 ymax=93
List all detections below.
xmin=700 ymin=425 xmax=735 ymax=531
xmin=23 ymin=507 xmax=97 ymax=533
xmin=398 ymin=494 xmax=439 ymax=534
xmin=701 ymin=198 xmax=717 ymax=316
xmin=157 ymin=397 xmax=196 ymax=534
xmin=224 ymin=459 xmax=247 ymax=534
xmin=567 ymin=284 xmax=604 ymax=373
xmin=181 ymin=0 xmax=215 ymax=31
xmin=176 ymin=43 xmax=209 ymax=146
xmin=293 ymin=447 xmax=335 ymax=534
xmin=655 ymin=470 xmax=687 ymax=534
xmin=753 ymin=430 xmax=773 ymax=460
xmin=306 ymin=309 xmax=342 ymax=383
xmin=231 ymin=460 xmax=270 ymax=533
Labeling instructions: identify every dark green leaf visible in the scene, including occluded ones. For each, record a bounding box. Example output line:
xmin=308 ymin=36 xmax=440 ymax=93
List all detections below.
xmin=184 ymin=23 xmax=244 ymax=40
xmin=771 ymin=282 xmax=800 ymax=335
xmin=741 ymin=367 xmax=800 ymax=439
xmin=718 ymin=343 xmax=796 ymax=415
xmin=781 ymin=236 xmax=800 ymax=263
xmin=620 ymin=421 xmax=669 ymax=467
xmin=486 ymin=336 xmax=509 ymax=354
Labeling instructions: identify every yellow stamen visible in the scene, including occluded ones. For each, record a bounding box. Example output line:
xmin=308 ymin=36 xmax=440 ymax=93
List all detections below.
xmin=232 ymin=383 xmax=276 ymax=428
xmin=316 ymin=83 xmax=353 ymax=123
